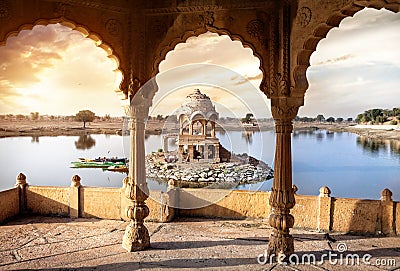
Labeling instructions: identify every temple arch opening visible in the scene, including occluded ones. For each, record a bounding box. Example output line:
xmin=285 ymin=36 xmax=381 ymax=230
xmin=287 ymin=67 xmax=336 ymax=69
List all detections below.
xmin=293 ymin=3 xmax=400 ymax=98
xmin=147 ymin=31 xmax=271 ymax=165
xmin=0 ymin=20 xmax=125 ymax=105
xmin=299 ymin=7 xmax=400 ymax=118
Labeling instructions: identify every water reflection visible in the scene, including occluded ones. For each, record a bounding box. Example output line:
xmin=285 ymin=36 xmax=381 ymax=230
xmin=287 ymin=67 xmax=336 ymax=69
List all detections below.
xmin=242 ymin=131 xmax=254 ymax=144
xmin=31 ymin=136 xmax=39 ymax=143
xmin=326 ymin=131 xmax=335 ymax=140
xmin=74 ymin=135 xmax=96 ymax=150
xmin=356 ymin=136 xmax=400 ymax=158
xmin=390 ymin=140 xmax=400 ymax=158
xmin=292 ymin=128 xmax=318 ymax=138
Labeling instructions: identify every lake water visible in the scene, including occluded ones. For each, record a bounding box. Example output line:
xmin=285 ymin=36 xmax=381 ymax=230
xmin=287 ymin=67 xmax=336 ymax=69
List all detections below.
xmin=0 ymin=130 xmax=399 ymax=200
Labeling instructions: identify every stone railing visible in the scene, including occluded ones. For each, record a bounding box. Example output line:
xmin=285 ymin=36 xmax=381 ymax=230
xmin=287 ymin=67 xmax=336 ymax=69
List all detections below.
xmin=1 ymin=173 xmax=398 ymax=236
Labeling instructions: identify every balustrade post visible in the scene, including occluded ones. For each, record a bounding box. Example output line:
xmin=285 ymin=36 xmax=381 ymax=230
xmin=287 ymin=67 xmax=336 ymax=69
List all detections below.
xmin=15 ymin=173 xmax=28 ymax=214
xmin=70 ymin=175 xmax=81 ymax=218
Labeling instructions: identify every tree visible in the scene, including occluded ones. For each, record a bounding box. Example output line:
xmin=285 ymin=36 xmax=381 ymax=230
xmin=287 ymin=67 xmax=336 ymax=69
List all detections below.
xmin=16 ymin=114 xmax=26 ymax=120
xmin=316 ymin=114 xmax=325 ymax=123
xmin=30 ymin=112 xmax=39 ymax=120
xmin=75 ymin=110 xmax=95 ymax=128
xmin=336 ymin=117 xmax=344 ymax=123
xmin=74 ymin=135 xmax=96 ymax=150
xmin=326 ymin=117 xmax=335 ymax=123
xmin=156 ymin=114 xmax=164 ymax=121
xmin=103 ymin=114 xmax=111 ymax=121
xmin=241 ymin=113 xmax=254 ymax=123
xmin=347 ymin=117 xmax=353 ymax=122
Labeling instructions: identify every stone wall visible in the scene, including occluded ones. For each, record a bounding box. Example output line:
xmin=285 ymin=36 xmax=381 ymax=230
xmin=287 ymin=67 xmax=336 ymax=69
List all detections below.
xmin=27 ymin=186 xmax=70 ymax=216
xmin=176 ymin=188 xmax=398 ymax=236
xmin=2 ymin=181 xmax=399 ymax=236
xmin=80 ymin=187 xmax=121 ymax=219
xmin=0 ymin=188 xmax=19 ymax=224
xmin=19 ymin=186 xmax=167 ymax=222
xmin=179 ymin=189 xmax=271 ymax=218
xmin=331 ymin=198 xmax=380 ymax=234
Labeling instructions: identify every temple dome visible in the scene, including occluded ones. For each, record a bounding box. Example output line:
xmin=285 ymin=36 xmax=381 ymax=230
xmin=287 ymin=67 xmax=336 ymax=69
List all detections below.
xmin=178 ymin=89 xmax=218 ymax=121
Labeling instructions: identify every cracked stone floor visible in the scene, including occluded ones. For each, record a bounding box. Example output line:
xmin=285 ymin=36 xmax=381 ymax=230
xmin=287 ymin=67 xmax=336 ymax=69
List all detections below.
xmin=0 ymin=216 xmax=399 ymax=270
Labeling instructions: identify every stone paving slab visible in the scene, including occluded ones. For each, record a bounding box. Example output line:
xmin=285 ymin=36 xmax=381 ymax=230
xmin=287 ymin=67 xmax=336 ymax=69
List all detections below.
xmin=0 ymin=216 xmax=399 ymax=270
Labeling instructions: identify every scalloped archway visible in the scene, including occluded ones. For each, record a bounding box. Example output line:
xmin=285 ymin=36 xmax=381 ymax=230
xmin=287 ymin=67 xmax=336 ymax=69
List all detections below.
xmin=293 ymin=2 xmax=400 ymax=96
xmin=0 ymin=18 xmax=125 ymax=100
xmin=151 ymin=27 xmax=265 ymax=88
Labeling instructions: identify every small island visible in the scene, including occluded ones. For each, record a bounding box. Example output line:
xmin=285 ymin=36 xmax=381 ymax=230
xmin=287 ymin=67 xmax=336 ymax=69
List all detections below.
xmin=146 ymin=89 xmax=273 ymax=188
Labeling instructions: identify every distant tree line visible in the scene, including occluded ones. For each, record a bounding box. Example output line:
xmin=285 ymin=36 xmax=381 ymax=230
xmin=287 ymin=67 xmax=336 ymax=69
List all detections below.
xmin=0 ymin=112 xmax=123 ymax=122
xmin=295 ymin=114 xmax=353 ymax=124
xmin=356 ymin=108 xmax=400 ymax=125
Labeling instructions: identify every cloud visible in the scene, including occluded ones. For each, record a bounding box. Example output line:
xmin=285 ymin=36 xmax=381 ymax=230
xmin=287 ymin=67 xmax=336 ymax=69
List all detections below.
xmin=0 ymin=24 xmax=70 ymax=92
xmin=314 ymin=54 xmax=354 ymax=66
xmin=0 ymin=23 xmax=123 ymax=116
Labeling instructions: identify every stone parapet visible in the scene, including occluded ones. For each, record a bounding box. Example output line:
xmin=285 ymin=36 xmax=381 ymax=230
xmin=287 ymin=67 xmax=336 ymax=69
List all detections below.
xmin=1 ymin=178 xmax=398 ymax=236
xmin=0 ymin=188 xmax=19 ymax=224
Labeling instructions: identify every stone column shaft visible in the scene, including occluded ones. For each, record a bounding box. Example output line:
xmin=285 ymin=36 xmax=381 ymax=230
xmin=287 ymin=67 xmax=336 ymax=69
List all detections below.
xmin=267 ymin=119 xmax=295 ymax=260
xmin=214 ymin=143 xmax=220 ymax=162
xmin=122 ymin=114 xmax=150 ymax=252
xmin=189 ymin=122 xmax=193 ymax=135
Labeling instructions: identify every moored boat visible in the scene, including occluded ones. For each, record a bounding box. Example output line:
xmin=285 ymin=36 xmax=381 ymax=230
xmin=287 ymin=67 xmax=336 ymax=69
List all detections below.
xmin=105 ymin=165 xmax=129 ymax=173
xmin=70 ymin=157 xmax=127 ymax=168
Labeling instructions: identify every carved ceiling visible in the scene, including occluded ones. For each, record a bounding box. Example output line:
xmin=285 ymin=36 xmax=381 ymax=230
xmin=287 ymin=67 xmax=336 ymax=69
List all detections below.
xmin=0 ymin=0 xmax=398 ymax=109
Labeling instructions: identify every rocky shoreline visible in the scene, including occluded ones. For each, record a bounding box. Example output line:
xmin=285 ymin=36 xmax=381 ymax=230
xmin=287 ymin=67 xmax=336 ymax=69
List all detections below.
xmin=145 ymin=152 xmax=273 ymax=188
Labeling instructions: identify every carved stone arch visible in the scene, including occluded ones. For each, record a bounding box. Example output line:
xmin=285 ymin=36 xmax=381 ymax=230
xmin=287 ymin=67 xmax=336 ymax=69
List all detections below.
xmin=292 ymin=1 xmax=400 ymax=98
xmin=0 ymin=18 xmax=126 ymax=100
xmin=151 ymin=26 xmax=266 ymax=93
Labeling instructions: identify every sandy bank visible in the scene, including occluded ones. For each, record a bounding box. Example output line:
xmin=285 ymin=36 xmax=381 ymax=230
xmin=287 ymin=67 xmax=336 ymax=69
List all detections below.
xmin=1 ymin=119 xmax=399 ymax=141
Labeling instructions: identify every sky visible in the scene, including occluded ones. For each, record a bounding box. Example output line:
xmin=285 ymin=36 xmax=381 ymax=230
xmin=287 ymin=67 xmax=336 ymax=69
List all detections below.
xmin=0 ymin=8 xmax=399 ymax=118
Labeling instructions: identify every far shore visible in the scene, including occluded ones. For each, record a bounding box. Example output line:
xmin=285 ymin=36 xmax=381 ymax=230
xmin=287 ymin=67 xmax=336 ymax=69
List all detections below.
xmin=0 ymin=119 xmax=399 ymax=141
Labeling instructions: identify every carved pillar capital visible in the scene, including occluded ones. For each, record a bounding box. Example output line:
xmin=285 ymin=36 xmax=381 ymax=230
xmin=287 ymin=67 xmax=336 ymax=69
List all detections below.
xmin=269 ymin=187 xmax=296 ymax=210
xmin=270 ymin=97 xmax=301 ymax=120
xmin=274 ymin=119 xmax=293 ymax=134
xmin=124 ymin=177 xmax=149 ymax=203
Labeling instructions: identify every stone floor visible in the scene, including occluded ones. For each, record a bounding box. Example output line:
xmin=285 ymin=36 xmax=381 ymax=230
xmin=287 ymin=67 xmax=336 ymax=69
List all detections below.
xmin=0 ymin=216 xmax=399 ymax=271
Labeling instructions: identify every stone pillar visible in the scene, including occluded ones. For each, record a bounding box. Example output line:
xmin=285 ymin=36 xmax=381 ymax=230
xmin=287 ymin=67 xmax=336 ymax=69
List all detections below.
xmin=15 ymin=173 xmax=28 ymax=214
xmin=163 ymin=136 xmax=169 ymax=153
xmin=267 ymin=106 xmax=297 ymax=260
xmin=122 ymin=107 xmax=150 ymax=252
xmin=211 ymin=121 xmax=216 ymax=138
xmin=161 ymin=179 xmax=178 ymax=222
xmin=178 ymin=145 xmax=184 ymax=162
xmin=203 ymin=144 xmax=209 ymax=161
xmin=188 ymin=145 xmax=194 ymax=162
xmin=318 ymin=186 xmax=332 ymax=232
xmin=70 ymin=175 xmax=81 ymax=218
xmin=201 ymin=120 xmax=207 ymax=135
xmin=189 ymin=121 xmax=193 ymax=135
xmin=214 ymin=143 xmax=220 ymax=163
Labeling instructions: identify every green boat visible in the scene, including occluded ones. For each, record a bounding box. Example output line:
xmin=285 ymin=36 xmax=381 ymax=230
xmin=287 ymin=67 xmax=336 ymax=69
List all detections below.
xmin=70 ymin=158 xmax=127 ymax=168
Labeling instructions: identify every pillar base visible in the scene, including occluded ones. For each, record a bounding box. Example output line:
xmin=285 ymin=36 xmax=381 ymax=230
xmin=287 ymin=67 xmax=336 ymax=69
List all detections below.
xmin=122 ymin=222 xmax=150 ymax=252
xmin=267 ymin=231 xmax=294 ymax=262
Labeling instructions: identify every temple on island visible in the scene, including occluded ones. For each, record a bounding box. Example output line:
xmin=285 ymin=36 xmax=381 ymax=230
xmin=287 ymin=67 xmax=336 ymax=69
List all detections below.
xmin=177 ymin=89 xmax=220 ymax=163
